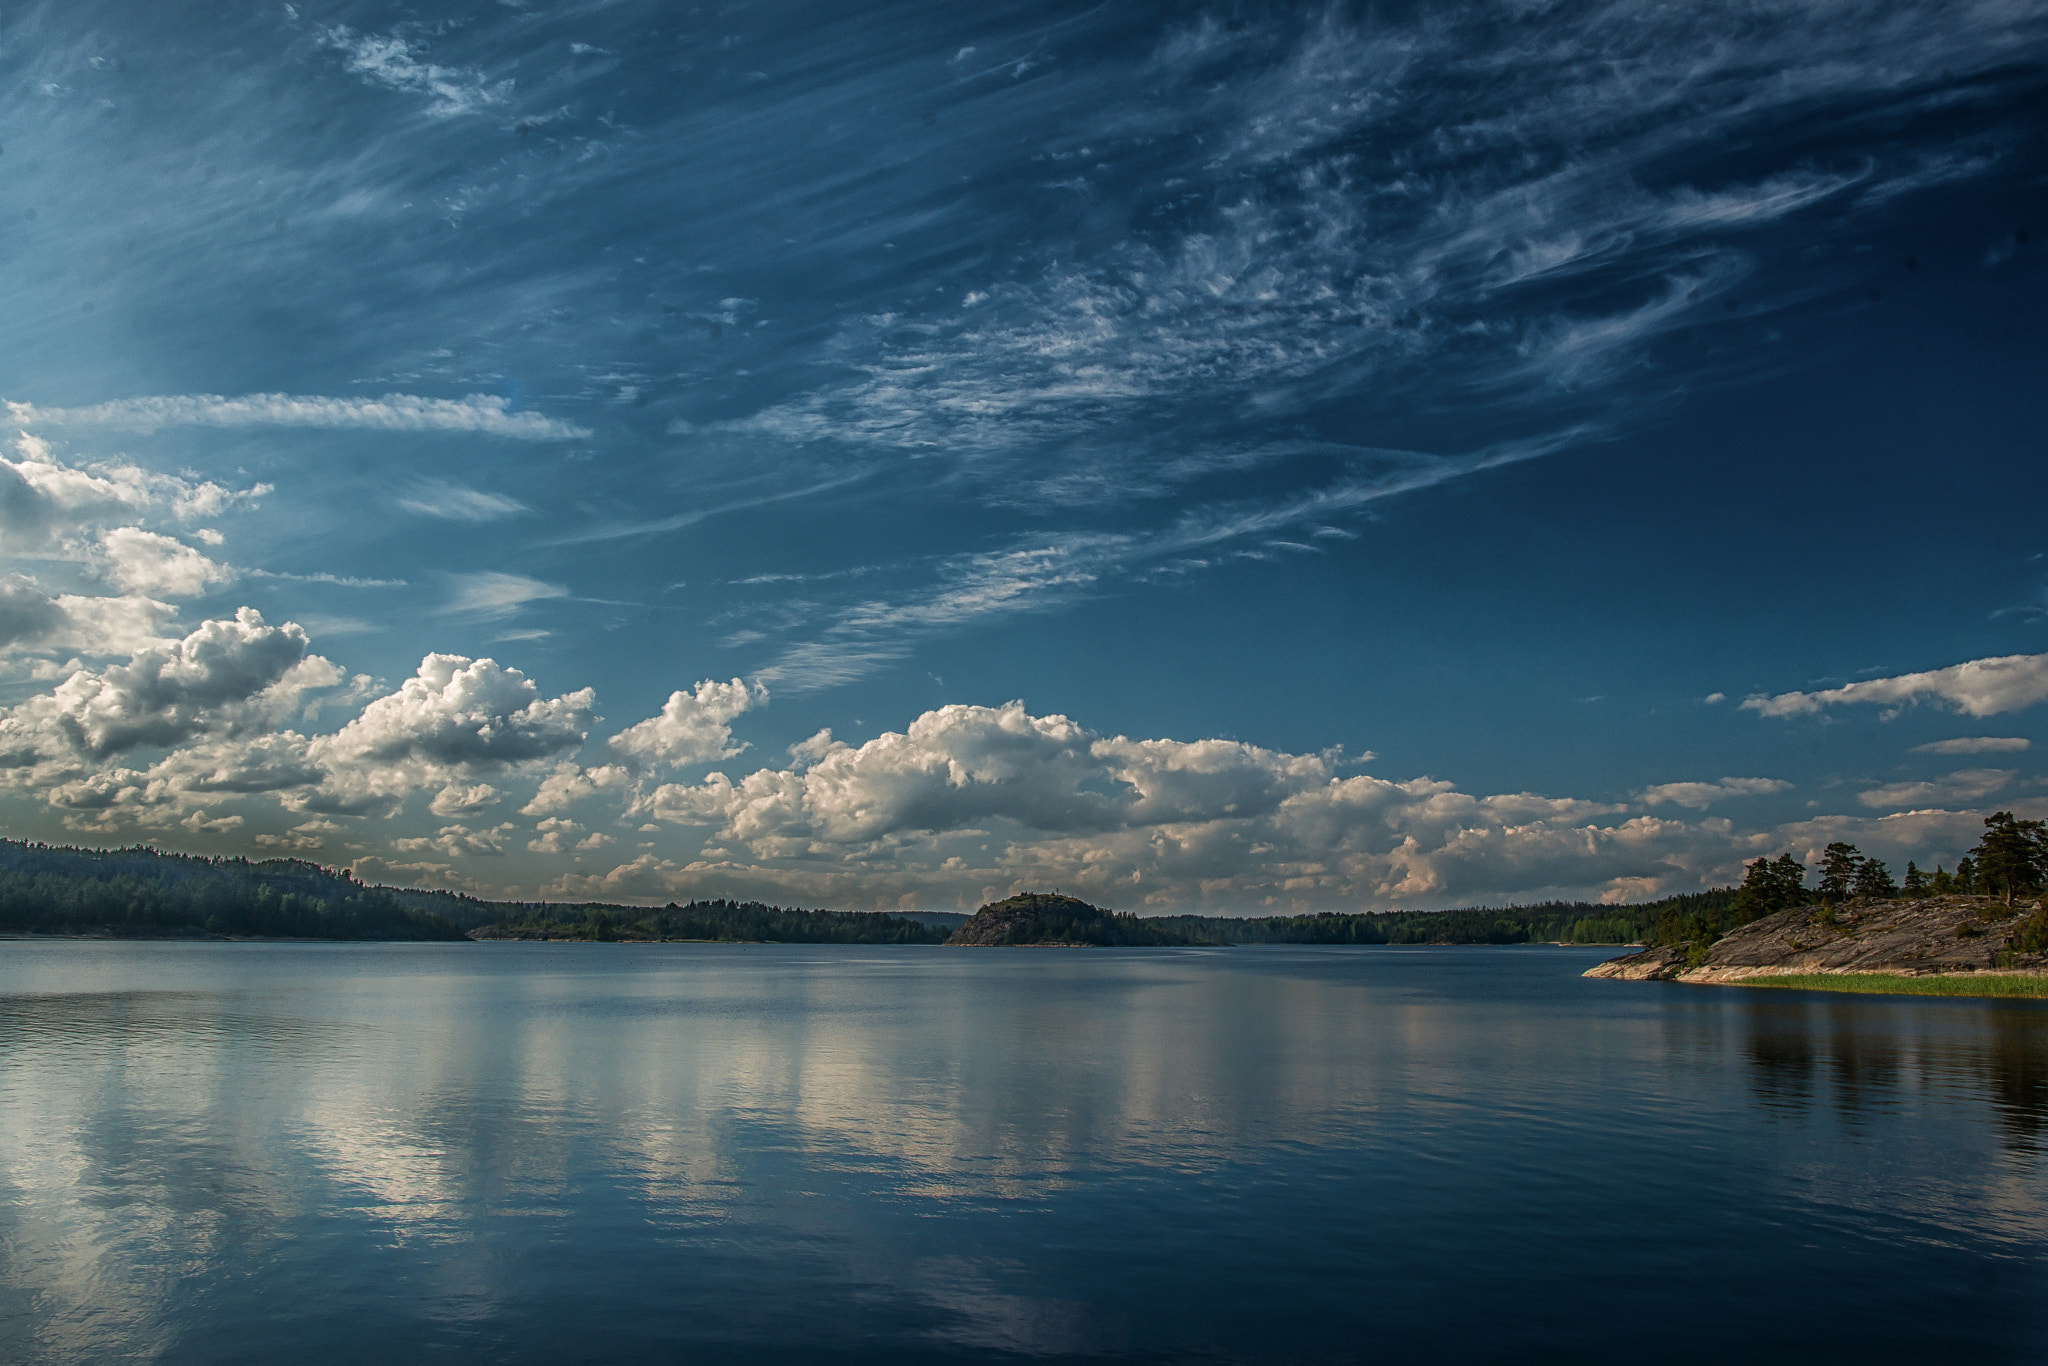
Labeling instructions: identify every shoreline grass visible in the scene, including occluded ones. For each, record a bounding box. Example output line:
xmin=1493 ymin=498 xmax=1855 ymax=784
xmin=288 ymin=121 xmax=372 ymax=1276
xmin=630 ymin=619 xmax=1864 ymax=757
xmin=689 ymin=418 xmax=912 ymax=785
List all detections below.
xmin=1727 ymin=972 xmax=2048 ymax=999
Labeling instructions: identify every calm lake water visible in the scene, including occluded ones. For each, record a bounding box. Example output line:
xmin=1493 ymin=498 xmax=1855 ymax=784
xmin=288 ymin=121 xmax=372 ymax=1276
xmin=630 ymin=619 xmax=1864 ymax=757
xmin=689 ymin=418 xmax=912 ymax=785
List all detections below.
xmin=1 ymin=941 xmax=2044 ymax=1363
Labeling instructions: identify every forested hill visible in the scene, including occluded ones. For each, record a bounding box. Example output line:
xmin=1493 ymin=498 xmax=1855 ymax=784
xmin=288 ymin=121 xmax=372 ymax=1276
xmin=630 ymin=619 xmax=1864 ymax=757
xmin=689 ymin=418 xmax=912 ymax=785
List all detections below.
xmin=0 ymin=839 xmax=467 ymax=940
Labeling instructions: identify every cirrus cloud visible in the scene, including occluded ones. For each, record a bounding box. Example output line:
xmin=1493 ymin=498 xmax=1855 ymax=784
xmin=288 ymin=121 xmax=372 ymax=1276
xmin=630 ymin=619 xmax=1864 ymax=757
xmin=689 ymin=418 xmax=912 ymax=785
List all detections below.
xmin=6 ymin=392 xmax=587 ymax=440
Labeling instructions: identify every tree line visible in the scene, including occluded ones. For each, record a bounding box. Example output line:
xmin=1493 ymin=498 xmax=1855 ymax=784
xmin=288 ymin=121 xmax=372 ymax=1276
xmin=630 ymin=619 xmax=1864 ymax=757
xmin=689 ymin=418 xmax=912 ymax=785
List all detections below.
xmin=476 ymin=899 xmax=946 ymax=944
xmin=0 ymin=839 xmax=466 ymax=940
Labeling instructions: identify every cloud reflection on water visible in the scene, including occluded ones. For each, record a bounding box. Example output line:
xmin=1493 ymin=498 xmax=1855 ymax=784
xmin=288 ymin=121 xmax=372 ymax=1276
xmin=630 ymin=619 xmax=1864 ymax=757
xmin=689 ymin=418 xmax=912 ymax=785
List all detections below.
xmin=2 ymin=943 xmax=2046 ymax=1361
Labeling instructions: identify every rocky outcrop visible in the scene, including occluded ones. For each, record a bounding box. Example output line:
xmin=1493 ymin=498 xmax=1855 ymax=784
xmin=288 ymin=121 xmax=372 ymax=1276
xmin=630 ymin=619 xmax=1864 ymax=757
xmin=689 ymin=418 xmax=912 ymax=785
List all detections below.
xmin=1585 ymin=895 xmax=2048 ymax=983
xmin=1584 ymin=945 xmax=1689 ymax=980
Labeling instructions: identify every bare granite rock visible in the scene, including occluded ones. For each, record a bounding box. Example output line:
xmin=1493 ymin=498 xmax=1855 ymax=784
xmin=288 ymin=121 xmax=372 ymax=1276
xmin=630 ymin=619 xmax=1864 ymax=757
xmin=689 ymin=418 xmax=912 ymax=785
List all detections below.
xmin=1585 ymin=895 xmax=2048 ymax=984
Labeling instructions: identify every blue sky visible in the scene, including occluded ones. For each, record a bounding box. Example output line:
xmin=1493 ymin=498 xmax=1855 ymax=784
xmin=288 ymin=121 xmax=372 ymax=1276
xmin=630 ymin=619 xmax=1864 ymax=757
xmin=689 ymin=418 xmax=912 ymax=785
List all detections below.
xmin=2 ymin=0 xmax=2046 ymax=911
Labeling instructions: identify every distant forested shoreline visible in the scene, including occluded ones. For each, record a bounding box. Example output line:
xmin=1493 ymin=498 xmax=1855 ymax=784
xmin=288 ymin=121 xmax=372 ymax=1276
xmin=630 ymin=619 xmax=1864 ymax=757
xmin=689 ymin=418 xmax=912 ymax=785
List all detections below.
xmin=0 ymin=839 xmax=467 ymax=941
xmin=0 ymin=836 xmax=1731 ymax=946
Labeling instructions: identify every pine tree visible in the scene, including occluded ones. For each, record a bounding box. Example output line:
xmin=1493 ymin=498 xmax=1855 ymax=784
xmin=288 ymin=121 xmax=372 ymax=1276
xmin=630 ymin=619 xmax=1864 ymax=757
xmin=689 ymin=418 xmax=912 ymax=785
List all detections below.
xmin=1931 ymin=863 xmax=1954 ymax=895
xmin=1969 ymin=811 xmax=2048 ymax=908
xmin=1731 ymin=853 xmax=1808 ymax=922
xmin=1850 ymin=856 xmax=1897 ymax=900
xmin=1817 ymin=842 xmax=1861 ymax=902
xmin=1901 ymin=860 xmax=1929 ymax=898
xmin=1771 ymin=853 xmax=1807 ymax=903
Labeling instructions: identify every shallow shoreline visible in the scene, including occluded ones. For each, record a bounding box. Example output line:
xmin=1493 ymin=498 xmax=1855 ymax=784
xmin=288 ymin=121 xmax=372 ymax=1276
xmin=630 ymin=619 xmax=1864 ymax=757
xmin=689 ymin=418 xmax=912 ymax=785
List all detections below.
xmin=1713 ymin=970 xmax=2048 ymax=999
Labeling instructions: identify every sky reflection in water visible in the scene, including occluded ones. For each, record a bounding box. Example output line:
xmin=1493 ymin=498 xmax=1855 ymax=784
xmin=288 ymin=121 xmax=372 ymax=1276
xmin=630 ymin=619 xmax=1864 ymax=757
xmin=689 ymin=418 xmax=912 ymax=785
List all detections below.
xmin=1 ymin=942 xmax=2044 ymax=1363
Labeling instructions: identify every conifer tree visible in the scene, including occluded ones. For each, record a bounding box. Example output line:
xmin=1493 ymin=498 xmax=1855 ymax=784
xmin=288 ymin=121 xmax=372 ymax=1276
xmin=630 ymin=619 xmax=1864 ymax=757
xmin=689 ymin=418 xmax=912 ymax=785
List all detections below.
xmin=1901 ymin=860 xmax=1929 ymax=898
xmin=1969 ymin=811 xmax=2048 ymax=908
xmin=1731 ymin=852 xmax=1808 ymax=921
xmin=1850 ymin=855 xmax=1897 ymax=900
xmin=1817 ymin=841 xmax=1861 ymax=902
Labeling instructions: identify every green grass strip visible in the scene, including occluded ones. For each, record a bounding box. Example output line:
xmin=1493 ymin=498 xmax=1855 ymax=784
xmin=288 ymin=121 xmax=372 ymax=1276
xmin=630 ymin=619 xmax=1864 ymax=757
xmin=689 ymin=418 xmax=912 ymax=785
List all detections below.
xmin=1729 ymin=972 xmax=2048 ymax=999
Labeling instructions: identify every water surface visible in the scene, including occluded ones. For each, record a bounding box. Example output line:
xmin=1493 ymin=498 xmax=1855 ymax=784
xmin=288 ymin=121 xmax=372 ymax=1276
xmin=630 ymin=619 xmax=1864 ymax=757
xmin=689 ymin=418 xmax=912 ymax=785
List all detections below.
xmin=2 ymin=941 xmax=2043 ymax=1362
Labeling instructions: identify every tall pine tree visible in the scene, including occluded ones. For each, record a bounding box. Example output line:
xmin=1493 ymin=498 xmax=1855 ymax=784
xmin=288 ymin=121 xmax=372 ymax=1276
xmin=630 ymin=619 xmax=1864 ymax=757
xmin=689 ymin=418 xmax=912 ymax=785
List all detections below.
xmin=1969 ymin=812 xmax=2048 ymax=908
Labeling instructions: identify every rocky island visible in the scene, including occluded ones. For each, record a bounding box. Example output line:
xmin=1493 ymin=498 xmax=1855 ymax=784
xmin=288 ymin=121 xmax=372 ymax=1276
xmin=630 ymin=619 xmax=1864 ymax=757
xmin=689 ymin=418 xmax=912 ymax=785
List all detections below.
xmin=1587 ymin=893 xmax=2048 ymax=994
xmin=944 ymin=893 xmax=1195 ymax=946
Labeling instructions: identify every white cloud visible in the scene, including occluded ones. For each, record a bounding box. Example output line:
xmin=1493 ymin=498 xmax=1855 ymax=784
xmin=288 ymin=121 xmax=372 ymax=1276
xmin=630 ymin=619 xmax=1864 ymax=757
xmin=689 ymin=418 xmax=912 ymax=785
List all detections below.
xmin=1636 ymin=777 xmax=1792 ymax=810
xmin=94 ymin=527 xmax=233 ymax=598
xmin=1857 ymin=768 xmax=2015 ymax=810
xmin=441 ymin=571 xmax=569 ymax=620
xmin=526 ymin=816 xmax=611 ymax=854
xmin=520 ymin=761 xmax=630 ymax=816
xmin=607 ymin=699 xmax=1747 ymax=908
xmin=317 ymin=27 xmax=510 ymax=118
xmin=47 ymin=593 xmax=179 ymax=658
xmin=1 ymin=431 xmax=267 ymax=548
xmin=394 ymin=822 xmax=515 ymax=858
xmin=429 ymin=782 xmax=501 ymax=817
xmin=395 ymin=479 xmax=530 ymax=522
xmin=1744 ymin=654 xmax=2048 ymax=719
xmin=255 ymin=818 xmax=343 ymax=851
xmin=7 ymin=392 xmax=586 ymax=440
xmin=0 ymin=608 xmax=335 ymax=766
xmin=1911 ymin=736 xmax=2030 ymax=755
xmin=608 ymin=678 xmax=765 ymax=767
xmin=303 ymin=654 xmax=595 ymax=813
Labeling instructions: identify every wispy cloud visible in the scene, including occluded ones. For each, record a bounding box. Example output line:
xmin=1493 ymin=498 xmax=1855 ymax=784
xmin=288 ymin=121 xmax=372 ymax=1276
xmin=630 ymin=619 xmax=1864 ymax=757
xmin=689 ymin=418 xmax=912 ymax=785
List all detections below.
xmin=440 ymin=572 xmax=570 ymax=620
xmin=395 ymin=479 xmax=531 ymax=522
xmin=1912 ymin=736 xmax=2031 ymax=755
xmin=755 ymin=433 xmax=1587 ymax=689
xmin=7 ymin=394 xmax=588 ymax=440
xmin=317 ymin=26 xmax=509 ymax=119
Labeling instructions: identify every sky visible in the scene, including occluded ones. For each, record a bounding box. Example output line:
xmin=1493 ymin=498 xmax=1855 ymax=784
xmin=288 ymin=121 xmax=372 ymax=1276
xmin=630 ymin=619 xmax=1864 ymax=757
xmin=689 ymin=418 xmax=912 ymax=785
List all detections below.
xmin=1 ymin=0 xmax=2046 ymax=913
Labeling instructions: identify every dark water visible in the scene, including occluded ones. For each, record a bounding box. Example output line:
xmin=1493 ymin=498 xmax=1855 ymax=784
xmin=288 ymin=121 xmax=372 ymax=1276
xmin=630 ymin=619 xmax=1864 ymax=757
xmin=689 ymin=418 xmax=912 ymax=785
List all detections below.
xmin=1 ymin=942 xmax=2044 ymax=1363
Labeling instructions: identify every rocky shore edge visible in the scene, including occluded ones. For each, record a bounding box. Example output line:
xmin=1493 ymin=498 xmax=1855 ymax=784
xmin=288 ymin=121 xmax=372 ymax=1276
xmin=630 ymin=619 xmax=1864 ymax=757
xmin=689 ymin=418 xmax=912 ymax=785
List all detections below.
xmin=1586 ymin=894 xmax=2048 ymax=986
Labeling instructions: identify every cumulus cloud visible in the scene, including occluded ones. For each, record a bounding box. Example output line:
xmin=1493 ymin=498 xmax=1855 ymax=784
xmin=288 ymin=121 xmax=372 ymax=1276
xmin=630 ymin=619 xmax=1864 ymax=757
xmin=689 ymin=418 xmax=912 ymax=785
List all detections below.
xmin=429 ymin=782 xmax=501 ymax=817
xmin=6 ymin=392 xmax=586 ymax=440
xmin=94 ymin=527 xmax=234 ymax=598
xmin=520 ymin=761 xmax=630 ymax=816
xmin=0 ymin=576 xmax=66 ymax=649
xmin=608 ymin=678 xmax=766 ymax=767
xmin=1744 ymin=654 xmax=2048 ymax=719
xmin=606 ymin=699 xmax=1744 ymax=907
xmin=393 ymin=822 xmax=515 ymax=858
xmin=527 ymin=817 xmax=609 ymax=854
xmin=1857 ymin=768 xmax=2016 ymax=810
xmin=1912 ymin=736 xmax=2030 ymax=755
xmin=1 ymin=431 xmax=268 ymax=551
xmin=1636 ymin=777 xmax=1793 ymax=810
xmin=527 ymin=816 xmax=582 ymax=854
xmin=255 ymin=818 xmax=344 ymax=852
xmin=0 ymin=608 xmax=335 ymax=766
xmin=303 ymin=654 xmax=595 ymax=813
